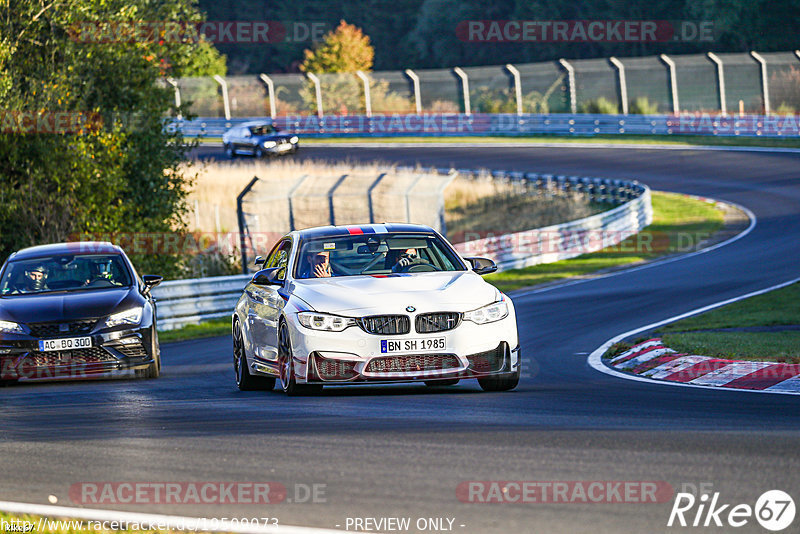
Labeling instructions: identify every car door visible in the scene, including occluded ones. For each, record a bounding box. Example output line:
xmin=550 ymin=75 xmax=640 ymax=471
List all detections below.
xmin=245 ymin=239 xmax=291 ymax=364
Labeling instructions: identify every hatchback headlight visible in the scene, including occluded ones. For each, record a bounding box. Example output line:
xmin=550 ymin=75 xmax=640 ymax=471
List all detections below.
xmin=463 ymin=300 xmax=508 ymax=324
xmin=103 ymin=307 xmax=143 ymax=328
xmin=289 ymin=136 xmax=299 ymax=144
xmin=263 ymin=140 xmax=277 ymax=148
xmin=0 ymin=320 xmax=25 ymax=335
xmin=297 ymin=312 xmax=356 ymax=332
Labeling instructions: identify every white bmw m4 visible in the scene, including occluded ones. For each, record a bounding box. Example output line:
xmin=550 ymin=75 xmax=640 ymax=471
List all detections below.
xmin=232 ymin=224 xmax=520 ymax=395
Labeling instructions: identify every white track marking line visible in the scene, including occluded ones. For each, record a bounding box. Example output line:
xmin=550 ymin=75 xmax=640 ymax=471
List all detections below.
xmin=295 ymin=142 xmax=800 ymax=154
xmin=609 ymin=340 xmax=663 ymax=364
xmin=587 ymin=276 xmax=800 ymax=396
xmin=0 ymin=501 xmax=352 ymax=534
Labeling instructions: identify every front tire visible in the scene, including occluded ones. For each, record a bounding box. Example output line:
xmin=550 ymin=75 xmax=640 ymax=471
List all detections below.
xmin=233 ymin=320 xmax=275 ymax=391
xmin=224 ymin=144 xmax=235 ymax=159
xmin=136 ymin=328 xmax=161 ymax=379
xmin=278 ymin=322 xmax=321 ymax=396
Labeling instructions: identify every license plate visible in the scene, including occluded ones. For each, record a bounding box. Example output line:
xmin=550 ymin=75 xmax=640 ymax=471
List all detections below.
xmin=380 ymin=337 xmax=446 ymax=353
xmin=278 ymin=143 xmax=292 ymax=151
xmin=39 ymin=337 xmax=92 ymax=352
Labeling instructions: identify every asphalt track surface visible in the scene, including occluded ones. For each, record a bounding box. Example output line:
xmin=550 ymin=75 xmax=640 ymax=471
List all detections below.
xmin=2 ymin=144 xmax=800 ymax=533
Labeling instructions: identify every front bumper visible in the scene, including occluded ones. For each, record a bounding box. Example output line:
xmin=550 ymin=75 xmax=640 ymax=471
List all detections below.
xmin=285 ymin=312 xmax=520 ymax=385
xmin=0 ymin=326 xmax=154 ymax=381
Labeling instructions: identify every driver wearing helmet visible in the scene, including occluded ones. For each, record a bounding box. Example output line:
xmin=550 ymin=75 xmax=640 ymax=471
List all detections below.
xmin=85 ymin=260 xmax=113 ymax=285
xmin=15 ymin=264 xmax=48 ymax=293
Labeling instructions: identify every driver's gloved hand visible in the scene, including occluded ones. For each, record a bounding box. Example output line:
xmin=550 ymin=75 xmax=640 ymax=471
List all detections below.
xmin=398 ymin=256 xmax=413 ymax=267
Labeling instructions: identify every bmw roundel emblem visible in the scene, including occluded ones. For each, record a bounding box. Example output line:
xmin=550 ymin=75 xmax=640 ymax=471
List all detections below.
xmin=406 ymin=306 xmax=416 ymax=312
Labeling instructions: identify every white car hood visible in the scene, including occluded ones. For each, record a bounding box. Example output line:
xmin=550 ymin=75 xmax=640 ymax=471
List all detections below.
xmin=290 ymin=271 xmax=499 ymax=315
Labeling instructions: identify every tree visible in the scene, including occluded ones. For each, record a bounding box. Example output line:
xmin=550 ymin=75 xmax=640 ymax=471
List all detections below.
xmin=0 ymin=0 xmax=226 ymax=277
xmin=300 ymin=20 xmax=374 ymax=74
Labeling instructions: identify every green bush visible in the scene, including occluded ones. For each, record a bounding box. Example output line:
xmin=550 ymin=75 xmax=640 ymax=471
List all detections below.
xmin=629 ymin=97 xmax=660 ymax=115
xmin=579 ymin=97 xmax=619 ymax=114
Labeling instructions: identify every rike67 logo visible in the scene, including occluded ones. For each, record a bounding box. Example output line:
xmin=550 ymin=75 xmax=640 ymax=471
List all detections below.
xmin=668 ymin=489 xmax=795 ymax=531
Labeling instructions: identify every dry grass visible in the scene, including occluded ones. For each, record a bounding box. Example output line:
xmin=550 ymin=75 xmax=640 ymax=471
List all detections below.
xmin=185 ymin=160 xmax=604 ymax=244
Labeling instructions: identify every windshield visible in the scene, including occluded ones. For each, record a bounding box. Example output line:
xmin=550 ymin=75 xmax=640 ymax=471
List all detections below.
xmin=0 ymin=254 xmax=132 ymax=295
xmin=249 ymin=124 xmax=276 ymax=135
xmin=294 ymin=233 xmax=465 ymax=279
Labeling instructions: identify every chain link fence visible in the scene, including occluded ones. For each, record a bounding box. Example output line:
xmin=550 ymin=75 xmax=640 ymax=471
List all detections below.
xmin=236 ymin=170 xmax=455 ymax=272
xmin=173 ymin=51 xmax=800 ymax=119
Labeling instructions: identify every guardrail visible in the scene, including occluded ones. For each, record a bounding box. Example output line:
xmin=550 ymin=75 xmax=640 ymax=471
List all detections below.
xmin=171 ymin=113 xmax=800 ymax=138
xmin=153 ymin=166 xmax=651 ymax=331
xmin=152 ymin=274 xmax=250 ymax=331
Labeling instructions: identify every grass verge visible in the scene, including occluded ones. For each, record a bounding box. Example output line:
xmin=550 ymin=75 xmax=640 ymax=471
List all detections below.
xmin=657 ymin=282 xmax=800 ymax=364
xmin=158 ymin=317 xmax=230 ymax=343
xmin=485 ymin=191 xmax=725 ymax=293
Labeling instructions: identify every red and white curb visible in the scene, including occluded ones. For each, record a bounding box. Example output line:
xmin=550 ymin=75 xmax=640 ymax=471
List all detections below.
xmin=608 ymin=339 xmax=800 ymax=392
xmin=588 ymin=276 xmax=800 ymax=396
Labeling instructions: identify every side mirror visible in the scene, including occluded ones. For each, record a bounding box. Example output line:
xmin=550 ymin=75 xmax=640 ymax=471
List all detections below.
xmin=254 ymin=256 xmax=265 ymax=267
xmin=252 ymin=267 xmax=282 ymax=286
xmin=464 ymin=257 xmax=497 ymax=275
xmin=142 ymin=274 xmax=163 ymax=293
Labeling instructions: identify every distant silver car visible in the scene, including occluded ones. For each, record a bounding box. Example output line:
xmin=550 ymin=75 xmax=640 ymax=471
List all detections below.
xmin=222 ymin=121 xmax=298 ymax=158
xmin=232 ymin=223 xmax=521 ymax=395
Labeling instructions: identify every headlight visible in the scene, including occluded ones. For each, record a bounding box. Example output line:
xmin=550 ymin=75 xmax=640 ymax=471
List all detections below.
xmin=0 ymin=320 xmax=25 ymax=334
xmin=289 ymin=136 xmax=299 ymax=144
xmin=297 ymin=312 xmax=356 ymax=332
xmin=463 ymin=300 xmax=508 ymax=324
xmin=103 ymin=307 xmax=143 ymax=328
xmin=262 ymin=140 xmax=277 ymax=148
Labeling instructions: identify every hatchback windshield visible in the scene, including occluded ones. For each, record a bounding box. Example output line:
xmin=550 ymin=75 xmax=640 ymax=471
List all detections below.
xmin=0 ymin=254 xmax=132 ymax=295
xmin=295 ymin=233 xmax=465 ymax=279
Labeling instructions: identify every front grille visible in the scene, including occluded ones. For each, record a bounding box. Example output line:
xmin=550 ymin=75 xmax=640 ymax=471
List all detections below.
xmin=314 ymin=354 xmax=358 ymax=381
xmin=415 ymin=312 xmax=460 ymax=333
xmin=365 ymin=354 xmax=460 ymax=373
xmin=24 ymin=347 xmax=115 ymax=366
xmin=28 ymin=319 xmax=98 ymax=338
xmin=466 ymin=344 xmax=507 ymax=373
xmin=358 ymin=315 xmax=410 ymax=335
xmin=115 ymin=343 xmax=148 ymax=359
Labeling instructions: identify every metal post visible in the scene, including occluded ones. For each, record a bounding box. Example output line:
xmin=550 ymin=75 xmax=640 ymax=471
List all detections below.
xmin=287 ymin=175 xmax=309 ymax=232
xmin=165 ymin=77 xmax=181 ymax=120
xmin=405 ymin=69 xmax=422 ymax=115
xmin=212 ymin=75 xmax=231 ymax=120
xmin=327 ymin=175 xmax=348 ymax=226
xmin=405 ymin=174 xmax=426 ymax=223
xmin=356 ymin=71 xmax=372 ymax=117
xmin=236 ymin=176 xmax=260 ymax=273
xmin=404 ymin=69 xmax=422 ymax=114
xmin=750 ymin=51 xmax=771 ymax=115
xmin=707 ymin=52 xmax=727 ymax=115
xmin=367 ymin=173 xmax=387 ymax=223
xmin=258 ymin=74 xmax=277 ymax=119
xmin=505 ymin=64 xmax=523 ymax=116
xmin=660 ymin=54 xmax=680 ymax=114
xmin=608 ymin=57 xmax=628 ymax=115
xmin=453 ymin=67 xmax=471 ymax=115
xmin=436 ymin=171 xmax=458 ymax=236
xmin=306 ymin=73 xmax=323 ymax=118
xmin=558 ymin=59 xmax=577 ymax=114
